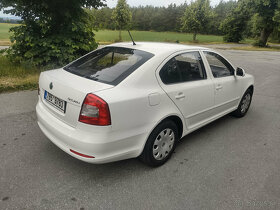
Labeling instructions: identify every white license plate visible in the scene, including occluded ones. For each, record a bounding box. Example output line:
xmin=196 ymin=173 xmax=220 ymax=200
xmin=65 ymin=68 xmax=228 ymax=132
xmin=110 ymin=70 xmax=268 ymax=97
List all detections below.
xmin=44 ymin=91 xmax=66 ymax=113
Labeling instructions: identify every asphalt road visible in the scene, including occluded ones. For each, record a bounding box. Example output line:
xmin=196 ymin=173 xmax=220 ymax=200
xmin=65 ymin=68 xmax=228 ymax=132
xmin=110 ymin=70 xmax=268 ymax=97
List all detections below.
xmin=1 ymin=49 xmax=280 ymax=210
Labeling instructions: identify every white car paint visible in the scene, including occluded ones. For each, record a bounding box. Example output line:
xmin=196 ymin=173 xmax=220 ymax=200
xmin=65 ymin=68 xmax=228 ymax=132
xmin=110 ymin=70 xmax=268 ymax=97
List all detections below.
xmin=36 ymin=42 xmax=254 ymax=164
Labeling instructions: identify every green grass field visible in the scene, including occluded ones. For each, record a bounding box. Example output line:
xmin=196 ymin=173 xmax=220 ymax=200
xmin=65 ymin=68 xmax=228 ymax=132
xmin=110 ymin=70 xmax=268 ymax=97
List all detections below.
xmin=0 ymin=23 xmax=19 ymax=45
xmin=0 ymin=23 xmax=278 ymax=45
xmin=0 ymin=23 xmax=226 ymax=44
xmin=0 ymin=23 xmax=18 ymax=39
xmin=0 ymin=23 xmax=259 ymax=45
xmin=95 ymin=30 xmax=224 ymax=43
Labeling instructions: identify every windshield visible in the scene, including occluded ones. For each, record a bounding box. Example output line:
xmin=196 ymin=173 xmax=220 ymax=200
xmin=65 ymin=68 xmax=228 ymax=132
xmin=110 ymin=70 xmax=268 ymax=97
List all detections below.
xmin=64 ymin=47 xmax=154 ymax=85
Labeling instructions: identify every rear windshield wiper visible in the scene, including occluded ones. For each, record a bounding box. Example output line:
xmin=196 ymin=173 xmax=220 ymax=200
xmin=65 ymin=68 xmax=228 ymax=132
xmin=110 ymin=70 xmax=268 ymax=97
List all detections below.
xmin=84 ymin=75 xmax=99 ymax=81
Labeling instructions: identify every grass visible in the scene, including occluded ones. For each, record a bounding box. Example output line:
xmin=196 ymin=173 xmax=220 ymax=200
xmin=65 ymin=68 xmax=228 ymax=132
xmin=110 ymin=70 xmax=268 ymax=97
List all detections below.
xmin=95 ymin=30 xmax=225 ymax=44
xmin=0 ymin=23 xmax=227 ymax=44
xmin=0 ymin=23 xmax=19 ymax=45
xmin=0 ymin=56 xmax=40 ymax=93
xmin=0 ymin=23 xmax=272 ymax=45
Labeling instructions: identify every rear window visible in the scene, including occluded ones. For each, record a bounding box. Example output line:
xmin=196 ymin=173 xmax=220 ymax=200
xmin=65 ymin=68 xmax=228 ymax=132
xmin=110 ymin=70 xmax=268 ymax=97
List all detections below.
xmin=64 ymin=47 xmax=154 ymax=85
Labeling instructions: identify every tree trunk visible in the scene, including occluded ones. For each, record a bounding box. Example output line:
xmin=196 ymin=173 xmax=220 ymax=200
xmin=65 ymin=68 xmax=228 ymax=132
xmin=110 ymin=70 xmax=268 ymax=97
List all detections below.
xmin=119 ymin=30 xmax=122 ymax=41
xmin=193 ymin=32 xmax=197 ymax=41
xmin=258 ymin=28 xmax=272 ymax=47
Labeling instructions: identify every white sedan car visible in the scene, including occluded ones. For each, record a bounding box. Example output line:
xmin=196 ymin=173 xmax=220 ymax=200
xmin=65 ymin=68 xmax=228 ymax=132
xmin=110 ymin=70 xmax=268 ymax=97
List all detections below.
xmin=36 ymin=42 xmax=254 ymax=166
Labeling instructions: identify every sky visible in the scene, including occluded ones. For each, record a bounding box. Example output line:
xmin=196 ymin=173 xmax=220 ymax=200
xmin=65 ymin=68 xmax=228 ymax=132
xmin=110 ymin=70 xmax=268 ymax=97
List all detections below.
xmin=106 ymin=0 xmax=223 ymax=8
xmin=0 ymin=10 xmax=14 ymax=18
xmin=0 ymin=0 xmax=224 ymax=18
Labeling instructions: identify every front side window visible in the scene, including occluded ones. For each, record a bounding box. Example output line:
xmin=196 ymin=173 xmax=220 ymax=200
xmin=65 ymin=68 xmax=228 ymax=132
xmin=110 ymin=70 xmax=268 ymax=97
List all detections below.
xmin=159 ymin=51 xmax=206 ymax=84
xmin=203 ymin=51 xmax=234 ymax=78
xmin=64 ymin=47 xmax=154 ymax=85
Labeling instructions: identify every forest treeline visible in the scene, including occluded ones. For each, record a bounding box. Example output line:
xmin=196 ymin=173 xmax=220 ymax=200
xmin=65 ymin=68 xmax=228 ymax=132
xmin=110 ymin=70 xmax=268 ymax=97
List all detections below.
xmin=88 ymin=1 xmax=280 ymax=43
xmin=0 ymin=0 xmax=279 ymax=68
xmin=0 ymin=17 xmax=19 ymax=23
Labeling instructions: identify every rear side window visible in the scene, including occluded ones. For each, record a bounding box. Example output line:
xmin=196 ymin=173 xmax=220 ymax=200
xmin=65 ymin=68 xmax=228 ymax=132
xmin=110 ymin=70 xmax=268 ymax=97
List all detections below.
xmin=64 ymin=47 xmax=154 ymax=85
xmin=159 ymin=51 xmax=206 ymax=84
xmin=203 ymin=51 xmax=234 ymax=78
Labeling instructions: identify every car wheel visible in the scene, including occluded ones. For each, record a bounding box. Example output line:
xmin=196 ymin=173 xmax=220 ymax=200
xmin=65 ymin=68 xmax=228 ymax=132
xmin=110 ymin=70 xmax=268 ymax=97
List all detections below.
xmin=140 ymin=120 xmax=178 ymax=167
xmin=231 ymin=89 xmax=253 ymax=118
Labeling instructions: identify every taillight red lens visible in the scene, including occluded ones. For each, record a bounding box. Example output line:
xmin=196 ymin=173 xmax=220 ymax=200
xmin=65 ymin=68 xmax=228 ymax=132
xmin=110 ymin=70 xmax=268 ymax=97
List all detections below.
xmin=79 ymin=93 xmax=111 ymax=126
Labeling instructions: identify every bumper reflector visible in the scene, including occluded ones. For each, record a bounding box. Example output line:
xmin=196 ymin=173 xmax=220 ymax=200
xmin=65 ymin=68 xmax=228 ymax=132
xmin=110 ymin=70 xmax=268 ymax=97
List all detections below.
xmin=70 ymin=149 xmax=95 ymax=158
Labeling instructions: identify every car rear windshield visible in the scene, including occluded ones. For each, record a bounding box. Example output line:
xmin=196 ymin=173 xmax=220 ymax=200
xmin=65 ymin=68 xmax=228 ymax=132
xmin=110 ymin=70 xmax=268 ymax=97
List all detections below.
xmin=64 ymin=47 xmax=154 ymax=85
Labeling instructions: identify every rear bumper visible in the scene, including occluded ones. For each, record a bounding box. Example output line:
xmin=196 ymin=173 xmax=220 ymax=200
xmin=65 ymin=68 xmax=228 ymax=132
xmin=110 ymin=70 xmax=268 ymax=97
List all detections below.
xmin=36 ymin=99 xmax=147 ymax=164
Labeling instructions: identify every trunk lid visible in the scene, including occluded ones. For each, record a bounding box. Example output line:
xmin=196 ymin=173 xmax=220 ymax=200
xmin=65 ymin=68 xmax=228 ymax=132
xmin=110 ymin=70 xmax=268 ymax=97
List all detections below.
xmin=39 ymin=68 xmax=114 ymax=127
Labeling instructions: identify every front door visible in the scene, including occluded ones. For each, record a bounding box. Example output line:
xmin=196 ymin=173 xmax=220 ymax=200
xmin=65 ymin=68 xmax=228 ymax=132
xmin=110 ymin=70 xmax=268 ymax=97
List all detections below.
xmin=203 ymin=51 xmax=240 ymax=115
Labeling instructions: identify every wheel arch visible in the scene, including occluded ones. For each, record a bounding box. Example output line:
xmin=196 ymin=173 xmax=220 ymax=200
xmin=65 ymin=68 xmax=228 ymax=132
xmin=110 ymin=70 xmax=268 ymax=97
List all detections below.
xmin=163 ymin=115 xmax=184 ymax=139
xmin=248 ymin=85 xmax=254 ymax=94
xmin=147 ymin=114 xmax=184 ymax=141
xmin=236 ymin=84 xmax=254 ymax=108
xmin=139 ymin=114 xmax=185 ymax=161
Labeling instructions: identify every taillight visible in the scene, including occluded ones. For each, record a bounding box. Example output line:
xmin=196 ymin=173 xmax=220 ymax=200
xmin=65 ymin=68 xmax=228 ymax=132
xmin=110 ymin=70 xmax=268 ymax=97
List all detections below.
xmin=79 ymin=94 xmax=111 ymax=126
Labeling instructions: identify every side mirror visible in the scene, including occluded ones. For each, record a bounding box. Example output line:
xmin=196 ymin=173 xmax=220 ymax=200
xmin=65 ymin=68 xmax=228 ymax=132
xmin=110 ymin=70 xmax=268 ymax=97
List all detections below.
xmin=236 ymin=67 xmax=245 ymax=77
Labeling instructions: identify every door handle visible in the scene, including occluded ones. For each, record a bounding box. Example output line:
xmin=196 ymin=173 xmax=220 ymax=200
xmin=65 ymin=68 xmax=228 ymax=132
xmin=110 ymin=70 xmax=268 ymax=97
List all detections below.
xmin=175 ymin=92 xmax=185 ymax=100
xmin=216 ymin=85 xmax=223 ymax=90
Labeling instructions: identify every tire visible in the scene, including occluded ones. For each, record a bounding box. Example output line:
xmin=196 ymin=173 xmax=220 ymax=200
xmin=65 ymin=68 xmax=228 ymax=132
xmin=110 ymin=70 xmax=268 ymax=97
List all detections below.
xmin=140 ymin=120 xmax=178 ymax=167
xmin=231 ymin=89 xmax=253 ymax=118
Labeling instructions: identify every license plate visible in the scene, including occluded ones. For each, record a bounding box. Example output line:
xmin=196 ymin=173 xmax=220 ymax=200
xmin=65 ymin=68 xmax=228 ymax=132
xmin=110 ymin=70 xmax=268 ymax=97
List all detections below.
xmin=44 ymin=91 xmax=66 ymax=113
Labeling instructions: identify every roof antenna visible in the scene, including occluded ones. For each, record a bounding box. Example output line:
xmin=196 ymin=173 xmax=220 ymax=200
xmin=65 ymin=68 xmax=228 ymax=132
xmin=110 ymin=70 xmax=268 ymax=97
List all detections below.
xmin=128 ymin=30 xmax=136 ymax=45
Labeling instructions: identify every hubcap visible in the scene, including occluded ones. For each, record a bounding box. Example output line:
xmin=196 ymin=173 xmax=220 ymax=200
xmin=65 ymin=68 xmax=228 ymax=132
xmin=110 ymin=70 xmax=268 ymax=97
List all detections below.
xmin=241 ymin=93 xmax=251 ymax=113
xmin=153 ymin=128 xmax=175 ymax=160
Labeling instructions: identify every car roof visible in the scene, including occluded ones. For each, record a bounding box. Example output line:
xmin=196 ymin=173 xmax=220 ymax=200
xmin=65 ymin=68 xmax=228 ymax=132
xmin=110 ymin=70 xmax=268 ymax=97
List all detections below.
xmin=107 ymin=42 xmax=209 ymax=55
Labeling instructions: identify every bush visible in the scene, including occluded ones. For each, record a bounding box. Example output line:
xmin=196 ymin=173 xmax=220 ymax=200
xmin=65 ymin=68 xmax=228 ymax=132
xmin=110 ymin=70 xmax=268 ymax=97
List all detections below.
xmin=220 ymin=14 xmax=247 ymax=43
xmin=0 ymin=0 xmax=104 ymax=68
xmin=7 ymin=14 xmax=97 ymax=68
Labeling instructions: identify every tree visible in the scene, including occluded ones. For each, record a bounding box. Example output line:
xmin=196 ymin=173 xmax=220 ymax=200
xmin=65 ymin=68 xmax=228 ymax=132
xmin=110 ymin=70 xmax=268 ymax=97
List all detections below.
xmin=112 ymin=0 xmax=132 ymax=41
xmin=88 ymin=7 xmax=115 ymax=30
xmin=250 ymin=0 xmax=280 ymax=46
xmin=209 ymin=0 xmax=237 ymax=35
xmin=0 ymin=0 xmax=105 ymax=67
xmin=221 ymin=0 xmax=280 ymax=46
xmin=181 ymin=0 xmax=213 ymax=41
xmin=220 ymin=0 xmax=251 ymax=43
xmin=131 ymin=6 xmax=153 ymax=31
xmin=271 ymin=9 xmax=280 ymax=42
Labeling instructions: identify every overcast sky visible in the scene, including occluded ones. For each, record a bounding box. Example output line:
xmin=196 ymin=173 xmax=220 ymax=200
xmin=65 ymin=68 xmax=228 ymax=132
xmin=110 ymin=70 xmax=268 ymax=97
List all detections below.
xmin=0 ymin=0 xmax=224 ymax=17
xmin=106 ymin=0 xmax=223 ymax=8
xmin=0 ymin=10 xmax=13 ymax=17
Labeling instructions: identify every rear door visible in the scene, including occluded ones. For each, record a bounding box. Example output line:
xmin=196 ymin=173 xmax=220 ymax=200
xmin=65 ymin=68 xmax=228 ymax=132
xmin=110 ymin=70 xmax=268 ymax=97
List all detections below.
xmin=157 ymin=51 xmax=215 ymax=130
xmin=202 ymin=51 xmax=240 ymax=115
